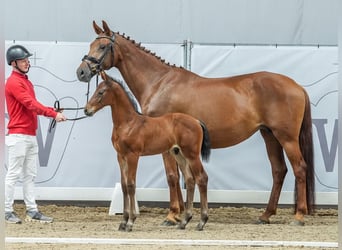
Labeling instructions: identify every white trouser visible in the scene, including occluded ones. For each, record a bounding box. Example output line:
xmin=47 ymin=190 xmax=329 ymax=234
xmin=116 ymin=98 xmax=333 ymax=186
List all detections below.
xmin=5 ymin=134 xmax=38 ymax=213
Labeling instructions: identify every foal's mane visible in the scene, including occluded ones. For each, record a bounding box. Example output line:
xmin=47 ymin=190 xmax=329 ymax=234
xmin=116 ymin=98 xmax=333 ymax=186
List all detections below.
xmin=115 ymin=32 xmax=182 ymax=69
xmin=106 ymin=75 xmax=140 ymax=113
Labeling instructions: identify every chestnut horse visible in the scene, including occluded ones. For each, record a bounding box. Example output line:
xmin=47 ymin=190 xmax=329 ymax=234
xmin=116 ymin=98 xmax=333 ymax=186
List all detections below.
xmin=77 ymin=20 xmax=315 ymax=226
xmin=84 ymin=71 xmax=211 ymax=231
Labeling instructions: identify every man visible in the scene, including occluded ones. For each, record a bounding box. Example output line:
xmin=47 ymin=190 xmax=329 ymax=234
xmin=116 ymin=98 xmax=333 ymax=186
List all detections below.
xmin=5 ymin=44 xmax=67 ymax=224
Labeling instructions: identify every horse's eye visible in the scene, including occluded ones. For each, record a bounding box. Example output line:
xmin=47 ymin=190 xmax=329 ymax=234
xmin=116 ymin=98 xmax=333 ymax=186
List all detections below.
xmin=99 ymin=44 xmax=106 ymax=50
xmin=98 ymin=90 xmax=105 ymax=96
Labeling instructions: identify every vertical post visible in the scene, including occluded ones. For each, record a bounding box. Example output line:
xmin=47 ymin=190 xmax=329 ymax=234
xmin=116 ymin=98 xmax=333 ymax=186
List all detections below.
xmin=183 ymin=39 xmax=192 ymax=71
xmin=338 ymin=0 xmax=342 ymax=247
xmin=0 ymin=1 xmax=5 ymax=248
xmin=181 ymin=39 xmax=193 ymax=190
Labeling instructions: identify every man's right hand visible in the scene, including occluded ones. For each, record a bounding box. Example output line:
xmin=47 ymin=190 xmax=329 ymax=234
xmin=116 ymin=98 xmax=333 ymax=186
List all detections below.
xmin=55 ymin=112 xmax=67 ymax=122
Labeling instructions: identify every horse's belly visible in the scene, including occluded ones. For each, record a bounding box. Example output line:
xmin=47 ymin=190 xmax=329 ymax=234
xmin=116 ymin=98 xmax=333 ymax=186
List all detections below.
xmin=144 ymin=107 xmax=259 ymax=149
xmin=208 ymin=127 xmax=258 ymax=149
xmin=144 ymin=90 xmax=261 ymax=149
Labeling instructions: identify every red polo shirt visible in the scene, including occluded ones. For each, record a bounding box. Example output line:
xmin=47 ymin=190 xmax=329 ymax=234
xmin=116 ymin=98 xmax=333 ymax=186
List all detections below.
xmin=5 ymin=71 xmax=57 ymax=136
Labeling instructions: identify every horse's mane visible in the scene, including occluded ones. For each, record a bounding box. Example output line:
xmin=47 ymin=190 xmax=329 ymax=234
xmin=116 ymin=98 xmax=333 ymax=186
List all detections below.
xmin=106 ymin=75 xmax=141 ymax=113
xmin=115 ymin=32 xmax=182 ymax=69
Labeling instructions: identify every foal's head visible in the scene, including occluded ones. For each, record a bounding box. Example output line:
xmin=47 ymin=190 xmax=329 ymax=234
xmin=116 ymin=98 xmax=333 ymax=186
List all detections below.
xmin=84 ymin=72 xmax=114 ymax=116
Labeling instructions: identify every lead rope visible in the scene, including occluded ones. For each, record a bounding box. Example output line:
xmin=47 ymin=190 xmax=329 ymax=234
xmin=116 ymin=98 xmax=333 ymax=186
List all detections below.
xmin=48 ymin=79 xmax=95 ymax=133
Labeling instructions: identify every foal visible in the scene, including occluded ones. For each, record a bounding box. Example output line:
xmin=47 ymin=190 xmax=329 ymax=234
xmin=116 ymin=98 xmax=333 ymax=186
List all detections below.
xmin=84 ymin=72 xmax=211 ymax=231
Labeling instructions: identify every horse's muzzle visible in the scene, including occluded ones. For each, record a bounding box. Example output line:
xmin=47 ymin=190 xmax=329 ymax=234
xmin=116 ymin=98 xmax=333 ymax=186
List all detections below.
xmin=76 ymin=65 xmax=93 ymax=82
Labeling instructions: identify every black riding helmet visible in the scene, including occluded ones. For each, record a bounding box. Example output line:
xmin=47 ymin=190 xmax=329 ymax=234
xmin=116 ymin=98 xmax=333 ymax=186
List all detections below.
xmin=6 ymin=45 xmax=33 ymax=65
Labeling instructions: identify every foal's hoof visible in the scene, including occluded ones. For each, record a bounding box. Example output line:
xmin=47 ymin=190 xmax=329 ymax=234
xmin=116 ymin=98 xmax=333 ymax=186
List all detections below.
xmin=256 ymin=219 xmax=270 ymax=225
xmin=290 ymin=220 xmax=305 ymax=226
xmin=178 ymin=223 xmax=186 ymax=230
xmin=118 ymin=223 xmax=126 ymax=231
xmin=196 ymin=218 xmax=208 ymax=231
xmin=161 ymin=219 xmax=177 ymax=226
xmin=196 ymin=223 xmax=204 ymax=231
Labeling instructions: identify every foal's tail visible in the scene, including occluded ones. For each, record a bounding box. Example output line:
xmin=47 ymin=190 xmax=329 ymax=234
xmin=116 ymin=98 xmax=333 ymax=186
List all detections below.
xmin=297 ymin=90 xmax=315 ymax=215
xmin=199 ymin=121 xmax=211 ymax=162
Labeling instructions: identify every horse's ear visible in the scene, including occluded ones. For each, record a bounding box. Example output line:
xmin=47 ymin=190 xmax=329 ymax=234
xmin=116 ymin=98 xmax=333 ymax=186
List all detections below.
xmin=93 ymin=20 xmax=103 ymax=35
xmin=100 ymin=71 xmax=107 ymax=81
xmin=102 ymin=20 xmax=111 ymax=36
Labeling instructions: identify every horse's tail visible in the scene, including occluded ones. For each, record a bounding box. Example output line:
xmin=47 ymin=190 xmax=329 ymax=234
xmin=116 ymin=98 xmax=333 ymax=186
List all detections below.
xmin=199 ymin=120 xmax=211 ymax=162
xmin=296 ymin=90 xmax=315 ymax=214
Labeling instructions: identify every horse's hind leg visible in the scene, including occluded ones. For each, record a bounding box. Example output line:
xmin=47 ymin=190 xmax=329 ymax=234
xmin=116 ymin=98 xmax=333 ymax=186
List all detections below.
xmin=161 ymin=152 xmax=184 ymax=226
xmin=259 ymin=129 xmax=288 ymax=224
xmin=281 ymin=140 xmax=308 ymax=225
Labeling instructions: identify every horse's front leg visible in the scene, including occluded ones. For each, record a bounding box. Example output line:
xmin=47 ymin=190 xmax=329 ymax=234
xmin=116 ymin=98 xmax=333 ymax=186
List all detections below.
xmin=161 ymin=152 xmax=184 ymax=226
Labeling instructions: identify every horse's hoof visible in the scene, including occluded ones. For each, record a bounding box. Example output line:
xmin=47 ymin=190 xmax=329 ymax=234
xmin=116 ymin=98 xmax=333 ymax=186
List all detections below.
xmin=256 ymin=219 xmax=270 ymax=225
xmin=161 ymin=219 xmax=177 ymax=226
xmin=290 ymin=220 xmax=305 ymax=226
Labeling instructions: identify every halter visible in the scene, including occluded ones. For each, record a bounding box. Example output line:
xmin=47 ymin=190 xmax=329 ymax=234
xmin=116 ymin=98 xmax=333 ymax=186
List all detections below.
xmin=81 ymin=33 xmax=115 ymax=76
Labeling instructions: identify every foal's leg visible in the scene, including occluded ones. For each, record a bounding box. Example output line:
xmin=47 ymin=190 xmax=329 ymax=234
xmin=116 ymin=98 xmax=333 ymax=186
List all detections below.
xmin=259 ymin=130 xmax=287 ymax=224
xmin=117 ymin=155 xmax=130 ymax=231
xmin=189 ymin=159 xmax=209 ymax=231
xmin=161 ymin=152 xmax=184 ymax=225
xmin=176 ymin=161 xmax=195 ymax=230
xmin=124 ymin=154 xmax=139 ymax=232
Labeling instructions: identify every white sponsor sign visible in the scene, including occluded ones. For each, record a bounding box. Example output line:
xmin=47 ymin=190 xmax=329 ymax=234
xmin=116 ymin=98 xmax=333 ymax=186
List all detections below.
xmin=4 ymin=41 xmax=337 ymax=203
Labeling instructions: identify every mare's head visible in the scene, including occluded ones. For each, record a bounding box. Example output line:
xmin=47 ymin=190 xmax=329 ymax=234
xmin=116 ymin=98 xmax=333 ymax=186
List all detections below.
xmin=84 ymin=71 xmax=113 ymax=116
xmin=77 ymin=20 xmax=116 ymax=82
